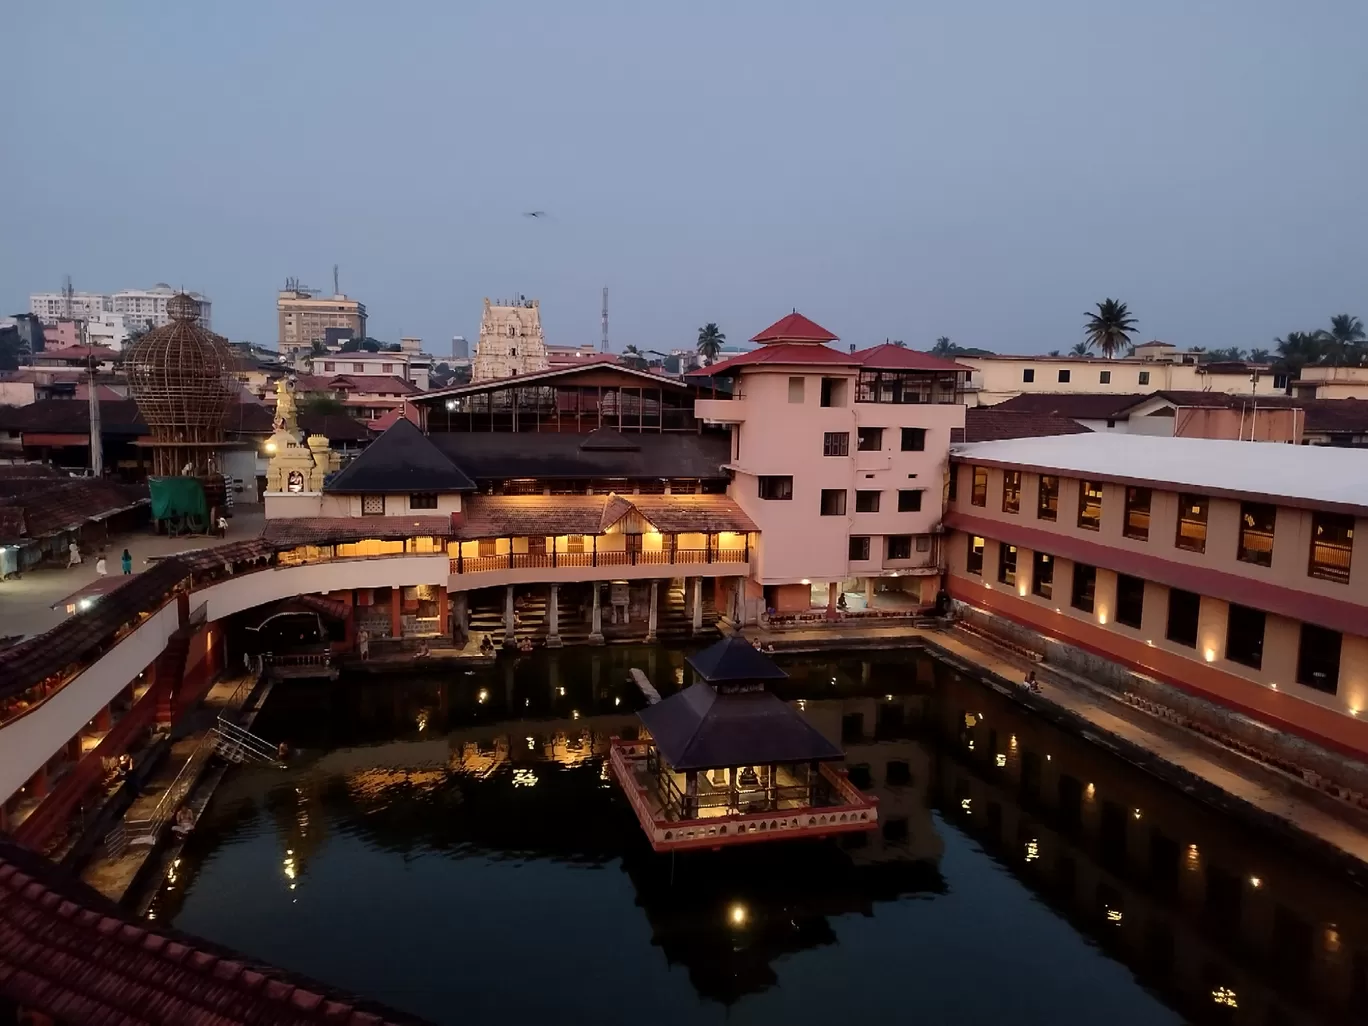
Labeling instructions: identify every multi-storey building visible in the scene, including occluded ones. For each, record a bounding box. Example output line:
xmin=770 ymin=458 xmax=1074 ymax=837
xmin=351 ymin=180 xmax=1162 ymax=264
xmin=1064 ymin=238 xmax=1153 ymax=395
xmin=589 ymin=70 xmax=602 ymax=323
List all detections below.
xmin=30 ymin=286 xmax=211 ymax=332
xmin=277 ymin=289 xmax=366 ymax=355
xmin=471 ymin=297 xmax=548 ymax=381
xmin=943 ymin=432 xmax=1368 ymax=755
xmin=695 ymin=312 xmax=968 ymax=617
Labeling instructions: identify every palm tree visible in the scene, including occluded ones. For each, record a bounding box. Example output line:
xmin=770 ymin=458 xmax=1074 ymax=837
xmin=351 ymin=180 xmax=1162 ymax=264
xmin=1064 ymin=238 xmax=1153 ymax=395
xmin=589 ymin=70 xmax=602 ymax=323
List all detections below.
xmin=931 ymin=336 xmax=954 ymax=356
xmin=1083 ymin=299 xmax=1138 ymax=359
xmin=1047 ymin=349 xmax=1061 ymax=357
xmin=621 ymin=344 xmax=648 ymax=370
xmin=696 ymin=323 xmax=725 ymax=365
xmin=1323 ymin=314 xmax=1366 ymax=366
xmin=1070 ymin=340 xmax=1093 ymax=357
xmin=1248 ymin=348 xmax=1270 ymax=363
xmin=310 ymin=339 xmax=328 ymax=356
xmin=890 ymin=339 xmax=908 ymax=348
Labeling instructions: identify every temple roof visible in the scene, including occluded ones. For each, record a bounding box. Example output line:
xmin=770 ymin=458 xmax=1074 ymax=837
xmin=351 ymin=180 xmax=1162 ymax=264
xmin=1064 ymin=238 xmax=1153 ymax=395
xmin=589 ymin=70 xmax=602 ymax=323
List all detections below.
xmin=687 ymin=635 xmax=789 ymax=685
xmin=324 ymin=418 xmax=475 ymax=494
xmin=0 ymin=837 xmax=427 ymax=1025
xmin=453 ymin=493 xmax=757 ymax=539
xmin=262 ymin=516 xmax=452 ymax=546
xmin=750 ymin=312 xmax=839 ymax=344
xmin=429 ymin=431 xmax=730 ymax=482
xmin=638 ymin=683 xmax=843 ymax=772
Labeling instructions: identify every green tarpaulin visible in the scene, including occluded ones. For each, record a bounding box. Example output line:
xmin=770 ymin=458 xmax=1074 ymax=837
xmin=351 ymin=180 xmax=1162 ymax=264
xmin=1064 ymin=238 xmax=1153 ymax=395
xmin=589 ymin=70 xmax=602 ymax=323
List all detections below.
xmin=148 ymin=476 xmax=208 ymax=520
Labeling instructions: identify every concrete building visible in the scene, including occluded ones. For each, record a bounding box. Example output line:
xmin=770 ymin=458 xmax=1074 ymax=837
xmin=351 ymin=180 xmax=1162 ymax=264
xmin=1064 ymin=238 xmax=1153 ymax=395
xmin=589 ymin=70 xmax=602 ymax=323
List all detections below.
xmin=1294 ymin=365 xmax=1368 ymax=400
xmin=471 ymin=297 xmax=548 ymax=381
xmin=944 ymin=432 xmax=1368 ymax=756
xmin=304 ymin=351 xmax=430 ymax=390
xmin=963 ymin=343 xmax=1284 ymax=406
xmin=29 ymin=292 xmax=110 ymax=323
xmin=277 ymin=289 xmax=367 ymax=355
xmin=30 ymin=287 xmax=212 ymax=333
xmin=694 ymin=313 xmax=969 ymax=617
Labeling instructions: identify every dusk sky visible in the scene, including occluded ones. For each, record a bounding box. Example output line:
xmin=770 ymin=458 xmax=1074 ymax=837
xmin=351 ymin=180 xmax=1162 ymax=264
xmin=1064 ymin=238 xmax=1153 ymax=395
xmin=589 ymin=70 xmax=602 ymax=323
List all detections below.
xmin=4 ymin=0 xmax=1365 ymax=356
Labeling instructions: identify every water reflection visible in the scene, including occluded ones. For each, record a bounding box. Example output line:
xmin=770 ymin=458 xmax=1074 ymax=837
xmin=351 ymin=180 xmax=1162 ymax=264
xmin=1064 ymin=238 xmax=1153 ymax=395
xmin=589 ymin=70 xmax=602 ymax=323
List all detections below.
xmin=160 ymin=647 xmax=1367 ymax=1026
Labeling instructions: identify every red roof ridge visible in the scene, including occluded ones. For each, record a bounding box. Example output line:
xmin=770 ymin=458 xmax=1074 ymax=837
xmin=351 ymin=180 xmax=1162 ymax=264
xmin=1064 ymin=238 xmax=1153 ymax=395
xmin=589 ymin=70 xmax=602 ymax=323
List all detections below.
xmin=750 ymin=311 xmax=839 ymax=344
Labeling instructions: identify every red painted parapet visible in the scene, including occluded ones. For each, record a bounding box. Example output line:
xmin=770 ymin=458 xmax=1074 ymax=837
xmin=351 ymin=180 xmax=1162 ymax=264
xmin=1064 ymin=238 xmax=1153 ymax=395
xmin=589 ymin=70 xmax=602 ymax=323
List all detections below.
xmin=608 ymin=740 xmax=878 ymax=853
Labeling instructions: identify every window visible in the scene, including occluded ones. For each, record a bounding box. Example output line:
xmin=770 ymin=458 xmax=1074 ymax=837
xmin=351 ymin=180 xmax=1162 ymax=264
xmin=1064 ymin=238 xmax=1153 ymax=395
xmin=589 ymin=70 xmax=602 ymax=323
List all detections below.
xmin=1022 ymin=368 xmax=1035 ymax=383
xmin=1037 ymin=475 xmax=1058 ymax=521
xmin=997 ymin=543 xmax=1018 ymax=585
xmin=887 ymin=535 xmax=913 ymax=560
xmin=1116 ymin=574 xmax=1145 ymax=629
xmin=323 ymin=361 xmax=335 ymax=371
xmin=823 ymin=431 xmax=849 ymax=457
xmin=1071 ymin=563 xmax=1097 ymax=612
xmin=1176 ymin=494 xmax=1208 ymax=552
xmin=1078 ymin=480 xmax=1103 ymax=530
xmin=383 ymin=363 xmax=394 ymax=373
xmin=948 ymin=466 xmax=958 ymax=502
xmin=1032 ymin=552 xmax=1053 ymax=598
xmin=1165 ymin=589 xmax=1200 ymax=648
xmin=361 ymin=495 xmax=384 ymax=516
xmin=916 ymin=534 xmax=932 ymax=551
xmin=898 ymin=489 xmax=923 ymax=512
xmin=1123 ymin=487 xmax=1151 ymax=541
xmin=1225 ymin=604 xmax=1266 ymax=669
xmin=901 ymin=427 xmax=926 ymax=451
xmin=1138 ymin=371 xmax=1151 ymax=386
xmin=820 ymin=489 xmax=847 ymax=516
xmin=478 ymin=538 xmax=498 ymax=557
xmin=409 ymin=493 xmax=438 ymax=510
xmin=1297 ymin=624 xmax=1341 ymax=693
xmin=566 ymin=535 xmax=585 ymax=554
xmin=971 ymin=467 xmax=988 ymax=506
xmin=849 ymin=536 xmax=871 ymax=561
xmin=820 ymin=377 xmax=846 ymax=407
xmin=353 ymin=362 xmax=364 ymax=372
xmin=967 ymin=535 xmax=985 ymax=575
xmin=1058 ymin=369 xmax=1071 ymax=383
xmin=1309 ymin=512 xmax=1353 ymax=583
xmin=788 ymin=376 xmax=805 ymax=403
xmin=857 ymin=427 xmax=884 ymax=451
xmin=1237 ymin=502 xmax=1276 ymax=566
xmin=1273 ymin=373 xmax=1289 ymax=391
xmin=1099 ymin=370 xmax=1111 ymax=384
xmin=855 ymin=490 xmax=881 ymax=513
xmin=758 ymin=476 xmax=793 ymax=500
xmin=1002 ymin=471 xmax=1021 ymax=514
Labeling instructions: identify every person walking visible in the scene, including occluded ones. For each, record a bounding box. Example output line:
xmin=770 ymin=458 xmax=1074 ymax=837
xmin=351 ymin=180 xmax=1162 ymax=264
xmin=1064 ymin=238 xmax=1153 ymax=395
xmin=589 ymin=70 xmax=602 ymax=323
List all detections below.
xmin=121 ymin=549 xmax=133 ymax=575
xmin=217 ymin=515 xmax=229 ymax=538
xmin=67 ymin=541 xmax=82 ymax=568
xmin=95 ymin=553 xmax=108 ymax=576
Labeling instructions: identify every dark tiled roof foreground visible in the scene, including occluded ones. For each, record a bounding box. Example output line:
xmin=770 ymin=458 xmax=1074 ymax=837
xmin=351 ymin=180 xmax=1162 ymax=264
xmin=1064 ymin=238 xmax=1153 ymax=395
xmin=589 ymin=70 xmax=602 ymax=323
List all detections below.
xmin=0 ymin=478 xmax=148 ymax=543
xmin=262 ymin=517 xmax=453 ymax=546
xmin=0 ymin=839 xmax=427 ymax=1026
xmin=962 ymin=407 xmax=1092 ymax=442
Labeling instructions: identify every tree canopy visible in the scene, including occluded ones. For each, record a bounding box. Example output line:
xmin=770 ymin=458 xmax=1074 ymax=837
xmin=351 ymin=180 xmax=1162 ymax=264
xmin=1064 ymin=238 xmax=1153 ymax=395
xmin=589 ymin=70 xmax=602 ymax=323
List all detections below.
xmin=696 ymin=323 xmax=725 ymax=364
xmin=1083 ymin=299 xmax=1137 ymax=358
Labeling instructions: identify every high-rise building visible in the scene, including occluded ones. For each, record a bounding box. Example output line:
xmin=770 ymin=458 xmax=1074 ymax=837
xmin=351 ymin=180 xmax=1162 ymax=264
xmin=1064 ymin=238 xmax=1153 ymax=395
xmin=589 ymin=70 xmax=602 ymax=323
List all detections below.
xmin=277 ymin=289 xmax=367 ymax=355
xmin=29 ymin=285 xmax=212 ymax=332
xmin=471 ymin=297 xmax=547 ymax=381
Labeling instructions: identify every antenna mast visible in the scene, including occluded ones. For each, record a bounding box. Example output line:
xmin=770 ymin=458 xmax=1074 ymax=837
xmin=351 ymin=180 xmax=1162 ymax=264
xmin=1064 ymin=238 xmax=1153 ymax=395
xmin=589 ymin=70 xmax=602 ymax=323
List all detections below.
xmin=601 ymin=286 xmax=609 ymax=353
xmin=63 ymin=274 xmax=74 ymax=320
xmin=333 ymin=264 xmax=340 ymax=295
xmin=88 ymin=351 xmax=102 ymax=477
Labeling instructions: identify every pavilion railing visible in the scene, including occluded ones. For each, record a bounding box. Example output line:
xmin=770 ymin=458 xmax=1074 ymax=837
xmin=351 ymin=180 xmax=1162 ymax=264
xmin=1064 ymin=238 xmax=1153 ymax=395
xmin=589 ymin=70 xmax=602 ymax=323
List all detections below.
xmin=447 ymin=544 xmax=747 ymax=576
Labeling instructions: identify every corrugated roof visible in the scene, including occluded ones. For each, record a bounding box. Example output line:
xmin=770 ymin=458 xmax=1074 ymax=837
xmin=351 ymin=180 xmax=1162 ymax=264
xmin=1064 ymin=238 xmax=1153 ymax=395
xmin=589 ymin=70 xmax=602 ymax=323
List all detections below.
xmin=324 ymin=419 xmax=476 ymax=494
xmin=750 ymin=312 xmax=839 ymax=344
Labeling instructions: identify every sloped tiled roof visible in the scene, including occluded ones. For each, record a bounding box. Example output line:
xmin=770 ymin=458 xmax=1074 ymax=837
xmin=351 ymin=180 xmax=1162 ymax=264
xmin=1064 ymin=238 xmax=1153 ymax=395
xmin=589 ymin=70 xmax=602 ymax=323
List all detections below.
xmin=297 ymin=412 xmax=375 ymax=443
xmin=851 ymin=343 xmax=972 ymax=373
xmin=750 ymin=312 xmax=839 ymax=344
xmin=991 ymin=392 xmax=1149 ymax=420
xmin=324 ymin=419 xmax=475 ymax=494
xmin=261 ymin=516 xmax=453 ymax=546
xmin=963 ymin=407 xmax=1092 ymax=442
xmin=0 ymin=838 xmax=428 ymax=1026
xmin=296 ymin=374 xmax=417 ymax=395
xmin=430 ymin=431 xmax=731 ymax=481
xmin=689 ymin=343 xmax=855 ymax=376
xmin=454 ymin=494 xmax=757 ymax=539
xmin=0 ymin=479 xmax=148 ymax=542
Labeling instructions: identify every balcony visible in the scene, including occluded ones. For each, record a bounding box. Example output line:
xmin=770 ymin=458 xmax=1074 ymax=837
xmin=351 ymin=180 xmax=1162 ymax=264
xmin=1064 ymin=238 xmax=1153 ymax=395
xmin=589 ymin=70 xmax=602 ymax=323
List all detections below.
xmin=695 ymin=397 xmax=747 ymax=424
xmin=450 ymin=537 xmax=749 ymax=576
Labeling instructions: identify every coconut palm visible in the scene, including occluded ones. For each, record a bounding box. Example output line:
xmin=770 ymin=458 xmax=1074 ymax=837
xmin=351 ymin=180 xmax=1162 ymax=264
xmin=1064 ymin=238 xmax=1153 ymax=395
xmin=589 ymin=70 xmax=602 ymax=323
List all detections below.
xmin=1248 ymin=348 xmax=1270 ymax=363
xmin=1070 ymin=340 xmax=1093 ymax=357
xmin=890 ymin=339 xmax=908 ymax=348
xmin=696 ymin=323 xmax=725 ymax=364
xmin=621 ymin=344 xmax=649 ymax=370
xmin=1322 ymin=314 xmax=1366 ymax=365
xmin=931 ymin=336 xmax=954 ymax=356
xmin=1084 ymin=299 xmax=1138 ymax=359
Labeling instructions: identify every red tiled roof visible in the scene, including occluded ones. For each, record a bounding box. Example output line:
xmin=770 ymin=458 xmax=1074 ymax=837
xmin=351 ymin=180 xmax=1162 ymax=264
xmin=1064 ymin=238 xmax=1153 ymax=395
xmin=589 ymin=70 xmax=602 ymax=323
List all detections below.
xmin=454 ymin=494 xmax=757 ymax=539
xmin=33 ymin=346 xmax=121 ymax=361
xmin=690 ymin=343 xmax=856 ymax=376
xmin=851 ymin=343 xmax=972 ymax=373
xmin=261 ymin=516 xmax=452 ymax=546
xmin=0 ymin=838 xmax=426 ymax=1025
xmin=962 ymin=408 xmax=1092 ymax=443
xmin=992 ymin=392 xmax=1149 ymax=420
xmin=295 ymin=374 xmax=418 ymax=396
xmin=750 ymin=312 xmax=839 ymax=344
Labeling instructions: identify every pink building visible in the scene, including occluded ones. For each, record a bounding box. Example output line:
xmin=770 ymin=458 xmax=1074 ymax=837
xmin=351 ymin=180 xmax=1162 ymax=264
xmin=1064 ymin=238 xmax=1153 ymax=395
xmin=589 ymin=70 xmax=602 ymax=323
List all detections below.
xmin=695 ymin=313 xmax=969 ymax=618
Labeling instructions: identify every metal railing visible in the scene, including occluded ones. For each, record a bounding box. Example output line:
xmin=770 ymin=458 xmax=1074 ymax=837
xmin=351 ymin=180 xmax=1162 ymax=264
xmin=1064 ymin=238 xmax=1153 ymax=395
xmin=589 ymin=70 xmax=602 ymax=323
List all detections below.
xmin=1310 ymin=542 xmax=1352 ymax=583
xmin=448 ymin=545 xmax=748 ymax=575
xmin=212 ymin=718 xmax=280 ymax=765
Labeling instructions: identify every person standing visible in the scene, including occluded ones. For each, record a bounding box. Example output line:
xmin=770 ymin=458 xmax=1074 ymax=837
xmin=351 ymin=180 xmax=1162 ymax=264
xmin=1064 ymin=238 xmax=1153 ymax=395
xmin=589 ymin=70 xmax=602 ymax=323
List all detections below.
xmin=67 ymin=541 xmax=82 ymax=568
xmin=217 ymin=515 xmax=229 ymax=538
xmin=121 ymin=549 xmax=133 ymax=575
xmin=95 ymin=554 xmax=108 ymax=576
xmin=358 ymin=627 xmax=370 ymax=661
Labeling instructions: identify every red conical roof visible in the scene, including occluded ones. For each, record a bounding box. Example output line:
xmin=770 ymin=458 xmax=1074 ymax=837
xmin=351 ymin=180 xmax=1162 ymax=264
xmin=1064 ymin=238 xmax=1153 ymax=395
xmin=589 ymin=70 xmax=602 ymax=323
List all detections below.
xmin=750 ymin=312 xmax=839 ymax=345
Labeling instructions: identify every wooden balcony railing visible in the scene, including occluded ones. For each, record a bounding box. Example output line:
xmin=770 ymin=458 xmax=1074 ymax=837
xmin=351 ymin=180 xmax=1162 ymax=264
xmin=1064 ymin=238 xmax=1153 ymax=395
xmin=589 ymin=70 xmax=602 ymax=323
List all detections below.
xmin=448 ymin=544 xmax=747 ymax=576
xmin=1310 ymin=542 xmax=1352 ymax=584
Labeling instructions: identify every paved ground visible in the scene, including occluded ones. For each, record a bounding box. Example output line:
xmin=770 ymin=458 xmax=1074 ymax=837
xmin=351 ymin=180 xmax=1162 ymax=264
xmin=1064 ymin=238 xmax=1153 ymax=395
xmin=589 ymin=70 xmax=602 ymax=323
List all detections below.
xmin=0 ymin=508 xmax=264 ymax=639
xmin=751 ymin=620 xmax=1368 ymax=868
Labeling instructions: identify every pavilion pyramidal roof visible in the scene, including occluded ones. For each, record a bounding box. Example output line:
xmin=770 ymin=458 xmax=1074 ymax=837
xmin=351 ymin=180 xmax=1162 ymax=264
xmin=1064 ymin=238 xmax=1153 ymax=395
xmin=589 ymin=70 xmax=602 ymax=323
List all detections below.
xmin=749 ymin=311 xmax=839 ymax=345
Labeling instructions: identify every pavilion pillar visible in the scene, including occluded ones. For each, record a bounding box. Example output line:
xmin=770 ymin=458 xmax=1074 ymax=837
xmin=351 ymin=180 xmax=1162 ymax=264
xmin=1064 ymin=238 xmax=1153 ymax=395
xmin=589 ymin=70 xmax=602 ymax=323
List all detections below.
xmin=645 ymin=580 xmax=659 ymax=642
xmin=389 ymin=588 xmax=402 ymax=639
xmin=454 ymin=591 xmax=469 ymax=644
xmin=503 ymin=585 xmax=516 ymax=647
xmin=589 ymin=582 xmax=604 ymax=645
xmin=547 ymin=584 xmax=562 ymax=647
xmin=807 ymin=760 xmax=819 ymax=805
xmin=684 ymin=770 xmax=698 ymax=819
xmin=690 ymin=577 xmax=704 ymax=634
xmin=864 ymin=576 xmax=875 ymax=611
xmin=827 ymin=582 xmax=839 ymax=618
xmin=94 ymin=704 xmax=113 ymax=733
xmin=438 ymin=587 xmax=450 ymax=639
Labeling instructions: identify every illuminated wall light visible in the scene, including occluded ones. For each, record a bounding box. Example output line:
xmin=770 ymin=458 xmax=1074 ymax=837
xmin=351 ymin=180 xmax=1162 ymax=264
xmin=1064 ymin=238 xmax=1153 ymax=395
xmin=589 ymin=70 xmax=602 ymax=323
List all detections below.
xmin=995 ymin=754 xmax=1007 ymax=768
xmin=1350 ymin=706 xmax=1361 ymax=717
xmin=1325 ymin=925 xmax=1341 ymax=953
xmin=1097 ymin=612 xmax=1108 ymax=625
xmin=1018 ymin=583 xmax=1028 ymax=597
xmin=1085 ymin=782 xmax=1095 ymax=798
xmin=960 ymin=797 xmax=972 ymax=812
xmin=572 ymin=709 xmax=581 ymax=720
xmin=1132 ymin=808 xmax=1142 ymax=820
xmin=1204 ymin=649 xmax=1216 ymax=662
xmin=1054 ymin=607 xmax=1061 ymax=614
xmin=729 ymin=903 xmax=748 ymax=927
xmin=1045 ymin=754 xmax=1051 ymax=761
xmin=1106 ymin=908 xmax=1123 ymax=923
xmin=1009 ymin=734 xmax=1017 ymax=749
xmin=967 ymin=739 xmax=975 ymax=751
xmin=1249 ymin=876 xmax=1262 ymax=888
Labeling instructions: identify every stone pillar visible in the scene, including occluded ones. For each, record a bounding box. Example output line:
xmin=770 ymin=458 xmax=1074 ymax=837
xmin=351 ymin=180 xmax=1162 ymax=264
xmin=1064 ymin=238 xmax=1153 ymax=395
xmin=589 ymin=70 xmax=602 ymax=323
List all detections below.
xmin=646 ymin=580 xmax=659 ymax=642
xmin=589 ymin=582 xmax=604 ymax=645
xmin=454 ymin=591 xmax=469 ymax=643
xmin=691 ymin=577 xmax=704 ymax=634
xmin=437 ymin=587 xmax=450 ymax=639
xmin=503 ymin=585 xmax=516 ymax=647
xmin=389 ymin=588 xmax=402 ymax=639
xmin=864 ymin=576 xmax=875 ymax=610
xmin=94 ymin=704 xmax=113 ymax=733
xmin=547 ymin=584 xmax=562 ymax=647
xmin=827 ymin=582 xmax=839 ymax=617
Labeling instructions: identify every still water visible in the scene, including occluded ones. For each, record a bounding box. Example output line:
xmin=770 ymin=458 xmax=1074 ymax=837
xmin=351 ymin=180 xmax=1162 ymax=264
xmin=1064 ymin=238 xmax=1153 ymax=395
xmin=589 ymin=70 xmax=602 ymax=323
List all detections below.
xmin=160 ymin=646 xmax=1367 ymax=1025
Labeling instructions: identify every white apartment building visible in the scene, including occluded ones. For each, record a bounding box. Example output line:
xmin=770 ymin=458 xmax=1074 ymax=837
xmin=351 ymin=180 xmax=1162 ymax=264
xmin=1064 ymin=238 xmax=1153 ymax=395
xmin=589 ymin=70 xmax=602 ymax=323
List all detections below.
xmin=29 ymin=285 xmax=212 ymax=331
